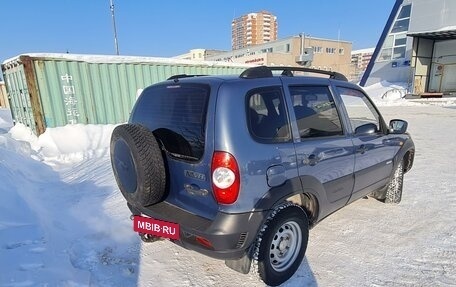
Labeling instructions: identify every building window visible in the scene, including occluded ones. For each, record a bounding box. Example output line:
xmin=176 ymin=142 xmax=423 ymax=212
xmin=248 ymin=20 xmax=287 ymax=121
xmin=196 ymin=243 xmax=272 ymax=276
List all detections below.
xmin=391 ymin=19 xmax=410 ymax=33
xmin=339 ymin=48 xmax=344 ymax=55
xmin=286 ymin=44 xmax=290 ymax=53
xmin=378 ymin=4 xmax=411 ymax=62
xmin=326 ymin=47 xmax=336 ymax=54
xmin=313 ymin=46 xmax=323 ymax=53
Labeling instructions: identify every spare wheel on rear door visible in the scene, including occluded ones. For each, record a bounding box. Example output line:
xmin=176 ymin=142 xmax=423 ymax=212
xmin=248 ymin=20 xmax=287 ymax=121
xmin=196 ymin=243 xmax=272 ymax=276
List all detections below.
xmin=110 ymin=124 xmax=166 ymax=207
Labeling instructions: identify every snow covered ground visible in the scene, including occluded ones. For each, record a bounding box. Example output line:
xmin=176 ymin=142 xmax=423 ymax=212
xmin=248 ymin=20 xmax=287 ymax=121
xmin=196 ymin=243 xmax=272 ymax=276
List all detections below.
xmin=1 ymin=83 xmax=456 ymax=286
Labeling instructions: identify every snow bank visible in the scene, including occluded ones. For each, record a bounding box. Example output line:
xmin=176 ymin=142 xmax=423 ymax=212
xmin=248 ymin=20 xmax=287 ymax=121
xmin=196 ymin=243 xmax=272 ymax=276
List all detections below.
xmin=9 ymin=122 xmax=116 ymax=164
xmin=364 ymin=80 xmax=407 ymax=100
xmin=0 ymin=108 xmax=13 ymax=132
xmin=2 ymin=52 xmax=252 ymax=68
xmin=363 ymin=81 xmax=412 ymax=106
xmin=363 ymin=81 xmax=456 ymax=107
xmin=0 ymin=113 xmax=136 ymax=286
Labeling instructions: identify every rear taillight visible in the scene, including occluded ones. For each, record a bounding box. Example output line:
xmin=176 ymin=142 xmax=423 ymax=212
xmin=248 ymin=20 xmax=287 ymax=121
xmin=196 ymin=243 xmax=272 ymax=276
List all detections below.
xmin=211 ymin=151 xmax=240 ymax=204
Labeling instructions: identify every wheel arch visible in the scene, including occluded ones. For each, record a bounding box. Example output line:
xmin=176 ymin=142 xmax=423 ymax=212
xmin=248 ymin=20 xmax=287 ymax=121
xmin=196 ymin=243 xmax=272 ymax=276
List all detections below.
xmin=403 ymin=149 xmax=415 ymax=173
xmin=284 ymin=193 xmax=319 ymax=228
xmin=254 ymin=176 xmax=324 ymax=228
xmin=395 ymin=141 xmax=414 ymax=173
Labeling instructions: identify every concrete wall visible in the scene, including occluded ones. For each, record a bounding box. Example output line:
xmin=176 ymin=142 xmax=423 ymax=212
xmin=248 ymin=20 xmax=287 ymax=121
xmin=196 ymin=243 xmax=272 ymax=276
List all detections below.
xmin=409 ymin=0 xmax=456 ymax=34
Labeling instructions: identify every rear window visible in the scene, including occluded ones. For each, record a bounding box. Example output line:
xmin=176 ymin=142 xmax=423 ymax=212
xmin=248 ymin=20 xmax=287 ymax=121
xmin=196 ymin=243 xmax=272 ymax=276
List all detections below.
xmin=247 ymin=87 xmax=291 ymax=143
xmin=130 ymin=83 xmax=210 ymax=161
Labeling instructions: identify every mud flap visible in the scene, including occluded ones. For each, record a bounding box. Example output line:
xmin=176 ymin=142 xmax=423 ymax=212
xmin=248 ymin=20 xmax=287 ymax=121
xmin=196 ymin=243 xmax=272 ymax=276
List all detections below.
xmin=224 ymin=245 xmax=253 ymax=274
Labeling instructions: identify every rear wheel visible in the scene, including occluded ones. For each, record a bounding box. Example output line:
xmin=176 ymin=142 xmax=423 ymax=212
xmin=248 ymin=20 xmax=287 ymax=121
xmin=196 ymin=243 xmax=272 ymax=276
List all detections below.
xmin=385 ymin=160 xmax=404 ymax=204
xmin=254 ymin=203 xmax=309 ymax=286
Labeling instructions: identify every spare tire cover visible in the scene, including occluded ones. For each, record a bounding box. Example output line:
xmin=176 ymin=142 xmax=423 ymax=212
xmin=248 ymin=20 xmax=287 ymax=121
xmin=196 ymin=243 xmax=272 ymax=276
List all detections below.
xmin=110 ymin=124 xmax=166 ymax=207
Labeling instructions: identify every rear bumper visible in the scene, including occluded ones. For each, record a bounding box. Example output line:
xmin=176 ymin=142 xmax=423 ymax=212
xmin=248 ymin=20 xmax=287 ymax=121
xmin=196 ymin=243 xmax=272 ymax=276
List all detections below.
xmin=128 ymin=202 xmax=267 ymax=260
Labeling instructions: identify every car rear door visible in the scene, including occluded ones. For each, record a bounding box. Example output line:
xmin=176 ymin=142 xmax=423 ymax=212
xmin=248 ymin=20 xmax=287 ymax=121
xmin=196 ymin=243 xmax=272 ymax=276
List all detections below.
xmin=282 ymin=78 xmax=355 ymax=217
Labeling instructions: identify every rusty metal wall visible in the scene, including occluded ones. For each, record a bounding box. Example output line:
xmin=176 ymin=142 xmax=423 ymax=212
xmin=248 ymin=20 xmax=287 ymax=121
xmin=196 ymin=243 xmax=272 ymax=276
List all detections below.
xmin=2 ymin=54 xmax=250 ymax=135
xmin=0 ymin=81 xmax=9 ymax=108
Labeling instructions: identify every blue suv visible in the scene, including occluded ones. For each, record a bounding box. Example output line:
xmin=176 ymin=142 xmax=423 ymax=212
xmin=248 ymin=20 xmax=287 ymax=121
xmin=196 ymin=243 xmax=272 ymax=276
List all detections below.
xmin=110 ymin=66 xmax=415 ymax=286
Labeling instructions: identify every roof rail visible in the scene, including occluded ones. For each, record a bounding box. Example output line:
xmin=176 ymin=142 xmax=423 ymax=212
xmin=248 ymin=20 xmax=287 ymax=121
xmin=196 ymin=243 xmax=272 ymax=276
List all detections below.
xmin=239 ymin=66 xmax=348 ymax=81
xmin=239 ymin=66 xmax=273 ymax=79
xmin=167 ymin=74 xmax=207 ymax=81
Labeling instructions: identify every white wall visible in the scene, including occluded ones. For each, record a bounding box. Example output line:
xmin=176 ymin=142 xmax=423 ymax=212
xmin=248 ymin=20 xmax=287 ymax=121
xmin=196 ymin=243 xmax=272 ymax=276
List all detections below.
xmin=409 ymin=0 xmax=456 ymax=33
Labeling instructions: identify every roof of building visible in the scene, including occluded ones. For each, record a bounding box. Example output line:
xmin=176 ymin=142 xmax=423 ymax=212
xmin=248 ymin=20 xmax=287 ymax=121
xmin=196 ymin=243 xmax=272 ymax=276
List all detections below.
xmin=351 ymin=48 xmax=375 ymax=55
xmin=407 ymin=26 xmax=456 ymax=40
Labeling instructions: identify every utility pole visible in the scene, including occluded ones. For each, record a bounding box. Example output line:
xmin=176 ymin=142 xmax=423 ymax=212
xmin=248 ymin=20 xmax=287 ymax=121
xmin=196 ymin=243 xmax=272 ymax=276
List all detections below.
xmin=110 ymin=0 xmax=120 ymax=55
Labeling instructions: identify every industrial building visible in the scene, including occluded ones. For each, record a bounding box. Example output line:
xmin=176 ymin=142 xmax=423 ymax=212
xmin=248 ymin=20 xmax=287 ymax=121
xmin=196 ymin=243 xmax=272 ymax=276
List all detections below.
xmin=361 ymin=0 xmax=456 ymax=95
xmin=206 ymin=35 xmax=352 ymax=77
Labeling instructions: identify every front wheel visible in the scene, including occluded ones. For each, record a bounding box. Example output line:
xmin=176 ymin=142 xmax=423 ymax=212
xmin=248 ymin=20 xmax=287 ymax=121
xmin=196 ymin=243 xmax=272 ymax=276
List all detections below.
xmin=254 ymin=203 xmax=309 ymax=286
xmin=385 ymin=160 xmax=404 ymax=204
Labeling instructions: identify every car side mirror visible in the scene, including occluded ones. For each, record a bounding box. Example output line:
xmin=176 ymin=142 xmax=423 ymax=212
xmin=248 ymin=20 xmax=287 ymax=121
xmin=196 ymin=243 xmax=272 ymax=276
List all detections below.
xmin=389 ymin=119 xmax=408 ymax=134
xmin=354 ymin=123 xmax=377 ymax=135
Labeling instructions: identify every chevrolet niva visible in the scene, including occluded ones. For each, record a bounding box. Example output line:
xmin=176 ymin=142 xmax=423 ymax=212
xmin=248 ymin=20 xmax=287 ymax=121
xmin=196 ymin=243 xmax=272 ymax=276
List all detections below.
xmin=110 ymin=66 xmax=415 ymax=286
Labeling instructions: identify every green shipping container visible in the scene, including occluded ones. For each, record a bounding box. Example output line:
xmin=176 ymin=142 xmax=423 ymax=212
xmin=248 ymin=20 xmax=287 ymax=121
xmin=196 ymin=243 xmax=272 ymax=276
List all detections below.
xmin=1 ymin=53 xmax=251 ymax=135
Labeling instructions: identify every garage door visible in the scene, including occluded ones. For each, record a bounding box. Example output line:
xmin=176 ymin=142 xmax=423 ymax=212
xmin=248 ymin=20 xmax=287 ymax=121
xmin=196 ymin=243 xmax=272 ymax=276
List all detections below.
xmin=441 ymin=64 xmax=456 ymax=92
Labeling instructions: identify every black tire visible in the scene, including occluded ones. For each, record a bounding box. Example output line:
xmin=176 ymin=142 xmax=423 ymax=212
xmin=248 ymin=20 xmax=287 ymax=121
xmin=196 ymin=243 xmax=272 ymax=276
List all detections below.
xmin=254 ymin=203 xmax=309 ymax=286
xmin=110 ymin=124 xmax=166 ymax=207
xmin=385 ymin=160 xmax=404 ymax=204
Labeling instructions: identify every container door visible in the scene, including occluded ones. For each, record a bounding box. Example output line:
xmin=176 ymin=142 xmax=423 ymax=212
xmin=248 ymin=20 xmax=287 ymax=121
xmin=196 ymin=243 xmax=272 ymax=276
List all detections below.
xmin=441 ymin=64 xmax=456 ymax=92
xmin=3 ymin=65 xmax=36 ymax=132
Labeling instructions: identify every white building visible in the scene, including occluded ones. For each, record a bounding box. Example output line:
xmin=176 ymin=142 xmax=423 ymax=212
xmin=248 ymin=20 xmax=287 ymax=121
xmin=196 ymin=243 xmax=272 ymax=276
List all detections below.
xmin=361 ymin=0 xmax=456 ymax=95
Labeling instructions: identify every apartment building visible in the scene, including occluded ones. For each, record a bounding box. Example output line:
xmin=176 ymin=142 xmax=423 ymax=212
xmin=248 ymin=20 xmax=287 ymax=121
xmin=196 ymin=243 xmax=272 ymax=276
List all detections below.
xmin=173 ymin=49 xmax=226 ymax=61
xmin=231 ymin=11 xmax=278 ymax=50
xmin=351 ymin=48 xmax=375 ymax=82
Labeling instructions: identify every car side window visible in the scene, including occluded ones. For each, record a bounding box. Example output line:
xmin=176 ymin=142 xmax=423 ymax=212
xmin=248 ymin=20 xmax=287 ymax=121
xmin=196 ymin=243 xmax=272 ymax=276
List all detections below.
xmin=337 ymin=87 xmax=382 ymax=134
xmin=247 ymin=87 xmax=291 ymax=143
xmin=289 ymin=86 xmax=343 ymax=139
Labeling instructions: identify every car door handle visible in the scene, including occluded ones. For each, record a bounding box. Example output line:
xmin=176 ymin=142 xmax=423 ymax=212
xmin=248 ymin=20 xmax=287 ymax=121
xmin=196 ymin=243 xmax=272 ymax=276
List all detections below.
xmin=321 ymin=148 xmax=347 ymax=158
xmin=303 ymin=154 xmax=319 ymax=166
xmin=357 ymin=145 xmax=368 ymax=154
